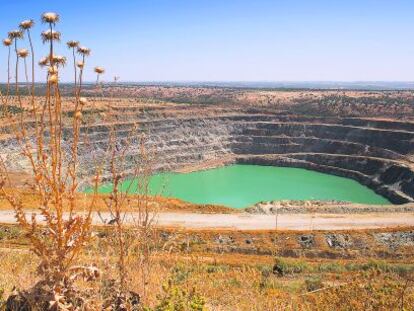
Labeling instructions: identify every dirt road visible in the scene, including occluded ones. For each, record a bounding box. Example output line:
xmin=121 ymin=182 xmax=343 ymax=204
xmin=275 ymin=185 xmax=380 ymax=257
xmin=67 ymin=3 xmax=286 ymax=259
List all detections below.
xmin=0 ymin=210 xmax=413 ymax=230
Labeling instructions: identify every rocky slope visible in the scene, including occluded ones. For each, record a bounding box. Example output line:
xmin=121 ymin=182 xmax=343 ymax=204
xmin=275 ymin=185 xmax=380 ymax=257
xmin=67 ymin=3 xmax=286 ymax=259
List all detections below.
xmin=1 ymin=91 xmax=414 ymax=205
xmin=92 ymin=101 xmax=414 ymax=204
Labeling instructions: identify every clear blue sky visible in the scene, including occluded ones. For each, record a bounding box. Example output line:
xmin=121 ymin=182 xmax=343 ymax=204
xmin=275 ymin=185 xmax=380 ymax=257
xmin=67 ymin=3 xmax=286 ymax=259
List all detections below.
xmin=0 ymin=0 xmax=413 ymax=82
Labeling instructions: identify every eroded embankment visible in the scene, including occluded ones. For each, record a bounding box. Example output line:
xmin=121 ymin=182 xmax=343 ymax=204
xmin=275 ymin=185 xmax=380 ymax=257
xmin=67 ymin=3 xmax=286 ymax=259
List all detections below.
xmin=1 ymin=223 xmax=413 ymax=259
xmin=166 ymin=227 xmax=414 ymax=259
xmin=1 ymin=100 xmax=414 ymax=205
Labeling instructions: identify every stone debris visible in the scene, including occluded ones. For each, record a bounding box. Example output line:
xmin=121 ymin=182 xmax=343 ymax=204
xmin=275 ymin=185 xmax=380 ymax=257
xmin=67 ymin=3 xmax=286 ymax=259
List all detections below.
xmin=374 ymin=231 xmax=414 ymax=249
xmin=325 ymin=234 xmax=353 ymax=249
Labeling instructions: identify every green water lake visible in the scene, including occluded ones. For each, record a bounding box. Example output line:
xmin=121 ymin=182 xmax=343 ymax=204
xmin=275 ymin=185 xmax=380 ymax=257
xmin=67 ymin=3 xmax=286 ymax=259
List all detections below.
xmin=93 ymin=164 xmax=390 ymax=208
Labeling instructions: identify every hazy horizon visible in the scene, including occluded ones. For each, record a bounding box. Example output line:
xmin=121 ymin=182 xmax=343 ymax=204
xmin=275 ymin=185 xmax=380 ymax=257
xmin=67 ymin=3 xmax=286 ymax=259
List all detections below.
xmin=4 ymin=80 xmax=414 ymax=91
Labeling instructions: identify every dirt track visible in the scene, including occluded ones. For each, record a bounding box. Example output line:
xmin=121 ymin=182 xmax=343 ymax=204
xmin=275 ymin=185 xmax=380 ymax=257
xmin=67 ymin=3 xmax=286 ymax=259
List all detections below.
xmin=0 ymin=210 xmax=413 ymax=230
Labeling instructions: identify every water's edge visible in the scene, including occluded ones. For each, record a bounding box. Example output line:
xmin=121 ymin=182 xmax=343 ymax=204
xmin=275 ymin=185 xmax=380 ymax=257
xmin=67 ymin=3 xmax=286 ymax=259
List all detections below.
xmin=91 ymin=165 xmax=390 ymax=209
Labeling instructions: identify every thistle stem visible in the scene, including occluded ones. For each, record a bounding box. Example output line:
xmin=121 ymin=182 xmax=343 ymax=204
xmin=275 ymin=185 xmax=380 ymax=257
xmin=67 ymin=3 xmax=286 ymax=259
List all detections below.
xmin=6 ymin=45 xmax=11 ymax=103
xmin=72 ymin=47 xmax=77 ymax=95
xmin=24 ymin=57 xmax=30 ymax=95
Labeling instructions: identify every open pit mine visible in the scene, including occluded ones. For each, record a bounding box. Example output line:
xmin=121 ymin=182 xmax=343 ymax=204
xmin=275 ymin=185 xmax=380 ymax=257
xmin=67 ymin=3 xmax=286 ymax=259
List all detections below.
xmin=1 ymin=88 xmax=414 ymax=228
xmin=52 ymin=88 xmax=414 ymax=204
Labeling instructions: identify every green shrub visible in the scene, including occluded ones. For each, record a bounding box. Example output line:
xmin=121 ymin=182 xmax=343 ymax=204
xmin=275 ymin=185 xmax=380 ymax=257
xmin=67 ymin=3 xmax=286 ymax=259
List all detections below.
xmin=317 ymin=262 xmax=345 ymax=273
xmin=204 ymin=264 xmax=228 ymax=274
xmin=345 ymin=260 xmax=414 ymax=276
xmin=171 ymin=265 xmax=193 ymax=284
xmin=257 ymin=264 xmax=273 ymax=277
xmin=147 ymin=280 xmax=206 ymax=311
xmin=228 ymin=278 xmax=242 ymax=288
xmin=273 ymin=258 xmax=311 ymax=276
xmin=0 ymin=226 xmax=21 ymax=240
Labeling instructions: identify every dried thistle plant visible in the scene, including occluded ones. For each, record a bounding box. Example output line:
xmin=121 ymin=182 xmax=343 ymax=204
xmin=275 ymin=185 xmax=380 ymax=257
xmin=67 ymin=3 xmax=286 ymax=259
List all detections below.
xmin=3 ymin=38 xmax=12 ymax=46
xmin=2 ymin=38 xmax=12 ymax=108
xmin=0 ymin=12 xmax=102 ymax=309
xmin=99 ymin=122 xmax=158 ymax=306
xmin=19 ymin=19 xmax=35 ymax=30
xmin=17 ymin=48 xmax=30 ymax=95
xmin=8 ymin=30 xmax=24 ymax=110
xmin=76 ymin=46 xmax=91 ymax=97
xmin=17 ymin=48 xmax=29 ymax=58
xmin=0 ymin=9 xmax=157 ymax=311
xmin=94 ymin=66 xmax=105 ymax=97
xmin=77 ymin=46 xmax=91 ymax=56
xmin=41 ymin=29 xmax=61 ymax=43
xmin=53 ymin=54 xmax=67 ymax=67
xmin=67 ymin=40 xmax=80 ymax=92
xmin=76 ymin=60 xmax=84 ymax=69
xmin=8 ymin=30 xmax=24 ymax=40
xmin=38 ymin=56 xmax=48 ymax=67
xmin=41 ymin=12 xmax=60 ymax=24
xmin=128 ymin=136 xmax=159 ymax=303
xmin=19 ymin=19 xmax=35 ymax=100
xmin=94 ymin=66 xmax=105 ymax=82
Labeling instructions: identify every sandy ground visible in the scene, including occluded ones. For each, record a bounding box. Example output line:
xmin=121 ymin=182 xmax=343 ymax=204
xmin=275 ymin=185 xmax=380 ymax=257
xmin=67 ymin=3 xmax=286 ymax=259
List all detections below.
xmin=0 ymin=210 xmax=413 ymax=230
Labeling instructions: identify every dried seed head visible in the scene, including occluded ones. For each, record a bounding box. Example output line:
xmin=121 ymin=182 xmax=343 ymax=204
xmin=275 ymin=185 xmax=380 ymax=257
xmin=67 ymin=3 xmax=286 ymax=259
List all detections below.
xmin=38 ymin=56 xmax=49 ymax=67
xmin=19 ymin=19 xmax=35 ymax=30
xmin=94 ymin=66 xmax=105 ymax=74
xmin=2 ymin=38 xmax=12 ymax=46
xmin=41 ymin=12 xmax=60 ymax=24
xmin=17 ymin=48 xmax=29 ymax=58
xmin=77 ymin=46 xmax=91 ymax=56
xmin=75 ymin=111 xmax=82 ymax=119
xmin=79 ymin=97 xmax=88 ymax=106
xmin=8 ymin=30 xmax=23 ymax=40
xmin=41 ymin=30 xmax=61 ymax=43
xmin=48 ymin=74 xmax=58 ymax=84
xmin=66 ymin=40 xmax=79 ymax=49
xmin=52 ymin=55 xmax=67 ymax=67
xmin=76 ymin=61 xmax=84 ymax=69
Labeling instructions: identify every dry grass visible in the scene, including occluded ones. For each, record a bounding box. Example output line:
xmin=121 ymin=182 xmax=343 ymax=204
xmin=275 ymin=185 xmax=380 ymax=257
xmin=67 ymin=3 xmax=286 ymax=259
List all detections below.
xmin=1 ymin=245 xmax=413 ymax=310
xmin=1 ymin=222 xmax=414 ymax=309
xmin=0 ymin=190 xmax=235 ymax=214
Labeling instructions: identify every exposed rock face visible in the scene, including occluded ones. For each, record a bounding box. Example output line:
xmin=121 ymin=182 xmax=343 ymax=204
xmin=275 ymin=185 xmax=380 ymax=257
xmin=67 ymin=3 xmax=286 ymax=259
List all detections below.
xmin=374 ymin=231 xmax=414 ymax=249
xmin=106 ymin=103 xmax=414 ymax=204
xmin=325 ymin=234 xmax=353 ymax=249
xmin=245 ymin=200 xmax=414 ymax=214
xmin=2 ymin=98 xmax=414 ymax=204
xmin=154 ymin=227 xmax=414 ymax=259
xmin=297 ymin=234 xmax=315 ymax=248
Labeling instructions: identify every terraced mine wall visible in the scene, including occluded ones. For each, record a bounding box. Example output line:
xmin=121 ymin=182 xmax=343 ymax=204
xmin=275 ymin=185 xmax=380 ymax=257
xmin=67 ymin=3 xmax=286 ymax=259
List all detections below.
xmin=1 ymin=102 xmax=414 ymax=204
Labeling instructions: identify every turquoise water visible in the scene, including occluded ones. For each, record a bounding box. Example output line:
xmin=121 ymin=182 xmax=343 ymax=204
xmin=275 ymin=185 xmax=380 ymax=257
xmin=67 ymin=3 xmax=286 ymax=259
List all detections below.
xmin=95 ymin=164 xmax=390 ymax=208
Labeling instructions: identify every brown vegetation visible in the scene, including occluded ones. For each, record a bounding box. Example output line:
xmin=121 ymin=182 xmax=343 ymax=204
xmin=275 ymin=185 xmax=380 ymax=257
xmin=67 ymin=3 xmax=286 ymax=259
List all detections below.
xmin=1 ymin=223 xmax=414 ymax=310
